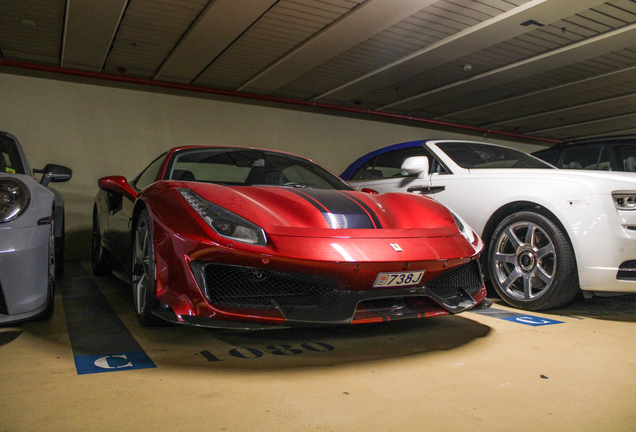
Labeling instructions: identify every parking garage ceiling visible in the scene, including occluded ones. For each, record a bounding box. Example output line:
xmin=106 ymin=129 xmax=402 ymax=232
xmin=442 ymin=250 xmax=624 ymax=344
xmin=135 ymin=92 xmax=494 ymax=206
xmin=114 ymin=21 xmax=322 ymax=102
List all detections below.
xmin=1 ymin=0 xmax=635 ymax=142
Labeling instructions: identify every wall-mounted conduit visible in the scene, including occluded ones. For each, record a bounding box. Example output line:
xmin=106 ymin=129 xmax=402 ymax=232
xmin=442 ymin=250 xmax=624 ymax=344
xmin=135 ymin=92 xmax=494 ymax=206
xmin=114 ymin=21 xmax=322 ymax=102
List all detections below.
xmin=0 ymin=59 xmax=561 ymax=144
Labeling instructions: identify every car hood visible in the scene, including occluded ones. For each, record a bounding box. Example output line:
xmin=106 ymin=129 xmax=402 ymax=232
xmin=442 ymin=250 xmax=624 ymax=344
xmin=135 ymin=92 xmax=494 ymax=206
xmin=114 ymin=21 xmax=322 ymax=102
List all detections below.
xmin=457 ymin=168 xmax=636 ymax=190
xmin=177 ymin=182 xmax=462 ymax=238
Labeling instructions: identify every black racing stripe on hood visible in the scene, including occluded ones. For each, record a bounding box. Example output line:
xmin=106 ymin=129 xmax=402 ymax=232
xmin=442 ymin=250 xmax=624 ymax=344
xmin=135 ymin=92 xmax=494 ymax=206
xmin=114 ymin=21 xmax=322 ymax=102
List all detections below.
xmin=338 ymin=191 xmax=383 ymax=229
xmin=287 ymin=188 xmax=381 ymax=229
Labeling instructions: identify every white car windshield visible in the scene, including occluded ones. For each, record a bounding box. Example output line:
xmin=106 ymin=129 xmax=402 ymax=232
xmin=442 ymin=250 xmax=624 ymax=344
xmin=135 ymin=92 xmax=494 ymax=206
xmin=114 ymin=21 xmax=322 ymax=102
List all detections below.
xmin=438 ymin=142 xmax=554 ymax=169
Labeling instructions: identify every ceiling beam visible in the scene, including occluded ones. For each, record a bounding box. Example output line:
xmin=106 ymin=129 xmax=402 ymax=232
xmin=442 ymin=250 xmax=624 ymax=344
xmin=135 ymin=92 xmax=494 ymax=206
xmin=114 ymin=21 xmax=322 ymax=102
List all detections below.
xmin=153 ymin=0 xmax=277 ymax=83
xmin=380 ymin=22 xmax=636 ymax=112
xmin=315 ymin=0 xmax=607 ymax=102
xmin=576 ymin=127 xmax=636 ymax=140
xmin=61 ymin=0 xmax=128 ymax=70
xmin=484 ymin=93 xmax=636 ymax=129
xmin=237 ymin=0 xmax=437 ymax=93
xmin=528 ymin=112 xmax=636 ymax=138
xmin=435 ymin=64 xmax=636 ymax=122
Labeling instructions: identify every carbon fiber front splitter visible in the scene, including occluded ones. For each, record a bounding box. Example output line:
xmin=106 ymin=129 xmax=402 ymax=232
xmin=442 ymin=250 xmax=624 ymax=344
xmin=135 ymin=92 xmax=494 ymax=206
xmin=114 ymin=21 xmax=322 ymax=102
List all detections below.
xmin=151 ymin=285 xmax=490 ymax=330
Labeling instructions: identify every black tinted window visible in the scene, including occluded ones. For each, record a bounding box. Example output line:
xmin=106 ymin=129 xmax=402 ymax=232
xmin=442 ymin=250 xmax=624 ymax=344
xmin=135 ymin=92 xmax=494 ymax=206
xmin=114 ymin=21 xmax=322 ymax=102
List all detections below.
xmin=532 ymin=149 xmax=559 ymax=166
xmin=617 ymin=145 xmax=636 ymax=172
xmin=560 ymin=146 xmax=610 ymax=170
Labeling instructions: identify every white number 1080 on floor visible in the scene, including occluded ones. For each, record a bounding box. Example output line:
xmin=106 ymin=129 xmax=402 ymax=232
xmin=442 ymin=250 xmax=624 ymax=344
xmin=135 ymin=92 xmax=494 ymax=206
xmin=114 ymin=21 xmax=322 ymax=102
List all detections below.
xmin=373 ymin=270 xmax=425 ymax=288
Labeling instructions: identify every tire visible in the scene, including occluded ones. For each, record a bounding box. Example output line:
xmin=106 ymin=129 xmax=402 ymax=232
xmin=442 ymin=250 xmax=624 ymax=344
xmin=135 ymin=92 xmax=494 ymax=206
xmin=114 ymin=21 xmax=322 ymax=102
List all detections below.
xmin=91 ymin=209 xmax=112 ymax=276
xmin=488 ymin=211 xmax=579 ymax=311
xmin=132 ymin=209 xmax=164 ymax=326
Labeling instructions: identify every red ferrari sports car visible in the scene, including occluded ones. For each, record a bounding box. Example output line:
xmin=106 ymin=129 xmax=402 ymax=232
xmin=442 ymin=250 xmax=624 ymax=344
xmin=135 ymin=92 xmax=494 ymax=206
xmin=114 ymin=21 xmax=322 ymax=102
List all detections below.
xmin=93 ymin=146 xmax=489 ymax=329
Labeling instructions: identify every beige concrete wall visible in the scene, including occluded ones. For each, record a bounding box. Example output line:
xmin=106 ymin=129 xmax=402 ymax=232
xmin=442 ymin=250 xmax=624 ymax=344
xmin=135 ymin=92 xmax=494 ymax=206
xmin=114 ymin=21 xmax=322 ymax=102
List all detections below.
xmin=0 ymin=71 xmax=546 ymax=259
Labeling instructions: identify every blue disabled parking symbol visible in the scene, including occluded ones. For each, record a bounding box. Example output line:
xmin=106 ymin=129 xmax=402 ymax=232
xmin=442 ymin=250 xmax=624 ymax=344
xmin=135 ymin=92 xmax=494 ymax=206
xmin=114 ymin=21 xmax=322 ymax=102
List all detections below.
xmin=74 ymin=351 xmax=156 ymax=375
xmin=501 ymin=315 xmax=564 ymax=326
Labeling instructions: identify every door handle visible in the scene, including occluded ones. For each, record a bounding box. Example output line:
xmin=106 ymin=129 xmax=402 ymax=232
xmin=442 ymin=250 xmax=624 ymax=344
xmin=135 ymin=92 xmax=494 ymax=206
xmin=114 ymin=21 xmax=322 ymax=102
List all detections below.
xmin=407 ymin=186 xmax=446 ymax=194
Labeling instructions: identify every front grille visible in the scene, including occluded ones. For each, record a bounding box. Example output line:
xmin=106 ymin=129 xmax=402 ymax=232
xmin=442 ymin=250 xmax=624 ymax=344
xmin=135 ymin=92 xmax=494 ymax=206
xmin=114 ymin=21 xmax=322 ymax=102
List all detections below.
xmin=617 ymin=260 xmax=636 ymax=280
xmin=202 ymin=264 xmax=340 ymax=310
xmin=426 ymin=260 xmax=483 ymax=298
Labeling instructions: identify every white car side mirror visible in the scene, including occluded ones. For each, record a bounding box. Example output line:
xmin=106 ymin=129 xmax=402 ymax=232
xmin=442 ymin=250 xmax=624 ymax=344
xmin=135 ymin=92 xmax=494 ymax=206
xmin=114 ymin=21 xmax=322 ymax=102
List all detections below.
xmin=401 ymin=156 xmax=429 ymax=179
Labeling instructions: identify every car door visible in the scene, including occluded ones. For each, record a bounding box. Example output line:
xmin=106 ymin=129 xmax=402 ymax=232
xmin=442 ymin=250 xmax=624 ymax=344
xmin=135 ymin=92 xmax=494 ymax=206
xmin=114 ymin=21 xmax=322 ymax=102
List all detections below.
xmin=427 ymin=168 xmax=497 ymax=235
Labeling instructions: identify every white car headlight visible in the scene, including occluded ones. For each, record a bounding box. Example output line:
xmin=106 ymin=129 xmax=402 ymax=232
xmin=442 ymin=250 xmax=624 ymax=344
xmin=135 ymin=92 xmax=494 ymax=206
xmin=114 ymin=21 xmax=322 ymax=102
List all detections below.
xmin=449 ymin=208 xmax=476 ymax=244
xmin=613 ymin=193 xmax=636 ymax=211
xmin=0 ymin=178 xmax=30 ymax=223
xmin=178 ymin=188 xmax=267 ymax=246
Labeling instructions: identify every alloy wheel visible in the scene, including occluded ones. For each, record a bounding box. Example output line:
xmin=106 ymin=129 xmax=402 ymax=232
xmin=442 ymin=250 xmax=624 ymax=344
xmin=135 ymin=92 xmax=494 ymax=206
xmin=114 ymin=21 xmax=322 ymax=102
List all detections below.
xmin=491 ymin=220 xmax=556 ymax=301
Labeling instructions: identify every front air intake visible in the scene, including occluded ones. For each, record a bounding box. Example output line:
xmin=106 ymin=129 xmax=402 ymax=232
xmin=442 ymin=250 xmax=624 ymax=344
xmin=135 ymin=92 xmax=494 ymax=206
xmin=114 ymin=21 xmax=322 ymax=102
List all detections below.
xmin=201 ymin=264 xmax=340 ymax=311
xmin=426 ymin=260 xmax=483 ymax=299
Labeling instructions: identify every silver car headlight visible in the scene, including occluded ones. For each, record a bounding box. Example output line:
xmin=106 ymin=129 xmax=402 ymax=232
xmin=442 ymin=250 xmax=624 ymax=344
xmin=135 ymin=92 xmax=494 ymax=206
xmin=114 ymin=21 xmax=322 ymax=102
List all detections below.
xmin=449 ymin=208 xmax=476 ymax=244
xmin=178 ymin=188 xmax=267 ymax=246
xmin=0 ymin=178 xmax=30 ymax=223
xmin=613 ymin=193 xmax=636 ymax=210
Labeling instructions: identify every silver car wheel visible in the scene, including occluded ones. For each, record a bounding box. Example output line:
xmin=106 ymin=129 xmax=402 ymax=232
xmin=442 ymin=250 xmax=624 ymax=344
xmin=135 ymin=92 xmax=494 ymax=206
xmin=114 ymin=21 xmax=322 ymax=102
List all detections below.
xmin=488 ymin=211 xmax=579 ymax=311
xmin=131 ymin=209 xmax=164 ymax=326
xmin=492 ymin=220 xmax=556 ymax=301
xmin=132 ymin=212 xmax=154 ymax=317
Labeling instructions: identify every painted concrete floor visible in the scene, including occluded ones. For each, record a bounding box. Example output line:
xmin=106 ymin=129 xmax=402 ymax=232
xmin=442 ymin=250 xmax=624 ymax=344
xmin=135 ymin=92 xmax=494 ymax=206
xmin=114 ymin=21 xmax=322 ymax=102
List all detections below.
xmin=1 ymin=262 xmax=636 ymax=432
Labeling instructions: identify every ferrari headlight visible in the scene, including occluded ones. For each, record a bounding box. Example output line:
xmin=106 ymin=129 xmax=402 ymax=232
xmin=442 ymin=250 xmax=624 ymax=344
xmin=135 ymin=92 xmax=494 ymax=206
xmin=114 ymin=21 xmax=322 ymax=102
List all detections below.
xmin=449 ymin=208 xmax=476 ymax=244
xmin=178 ymin=188 xmax=267 ymax=246
xmin=0 ymin=178 xmax=30 ymax=223
xmin=613 ymin=193 xmax=636 ymax=210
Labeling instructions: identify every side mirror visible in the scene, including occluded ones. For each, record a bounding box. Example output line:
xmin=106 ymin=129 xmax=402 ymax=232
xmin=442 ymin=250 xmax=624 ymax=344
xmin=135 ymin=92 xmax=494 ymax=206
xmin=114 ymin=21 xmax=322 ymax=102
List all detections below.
xmin=98 ymin=176 xmax=138 ymax=203
xmin=401 ymin=156 xmax=429 ymax=179
xmin=35 ymin=164 xmax=73 ymax=187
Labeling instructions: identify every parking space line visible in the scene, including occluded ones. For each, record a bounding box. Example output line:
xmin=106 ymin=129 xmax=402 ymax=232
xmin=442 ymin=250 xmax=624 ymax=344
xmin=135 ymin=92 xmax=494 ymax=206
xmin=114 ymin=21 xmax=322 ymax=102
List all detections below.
xmin=58 ymin=262 xmax=155 ymax=374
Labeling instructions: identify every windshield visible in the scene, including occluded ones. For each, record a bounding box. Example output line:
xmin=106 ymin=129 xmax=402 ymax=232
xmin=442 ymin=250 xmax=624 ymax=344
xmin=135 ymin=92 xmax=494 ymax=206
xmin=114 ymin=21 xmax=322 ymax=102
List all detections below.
xmin=0 ymin=135 xmax=26 ymax=175
xmin=166 ymin=148 xmax=353 ymax=190
xmin=437 ymin=142 xmax=554 ymax=169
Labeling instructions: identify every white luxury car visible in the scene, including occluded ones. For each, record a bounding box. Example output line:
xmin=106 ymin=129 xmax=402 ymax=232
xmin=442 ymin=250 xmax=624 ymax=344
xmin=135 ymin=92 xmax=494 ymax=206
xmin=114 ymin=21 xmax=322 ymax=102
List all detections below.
xmin=341 ymin=139 xmax=636 ymax=311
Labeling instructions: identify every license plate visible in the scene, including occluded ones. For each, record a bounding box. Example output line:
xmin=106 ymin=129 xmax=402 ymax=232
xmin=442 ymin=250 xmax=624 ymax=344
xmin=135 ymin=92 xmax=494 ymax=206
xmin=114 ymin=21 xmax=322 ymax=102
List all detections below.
xmin=373 ymin=270 xmax=425 ymax=288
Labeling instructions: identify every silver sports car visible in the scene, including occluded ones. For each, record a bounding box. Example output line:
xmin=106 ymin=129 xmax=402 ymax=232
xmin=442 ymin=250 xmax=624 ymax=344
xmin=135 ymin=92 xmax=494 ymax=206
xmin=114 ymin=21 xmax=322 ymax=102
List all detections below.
xmin=0 ymin=131 xmax=72 ymax=324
